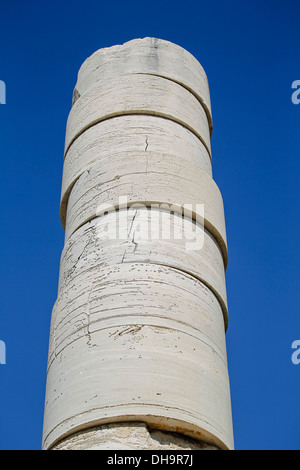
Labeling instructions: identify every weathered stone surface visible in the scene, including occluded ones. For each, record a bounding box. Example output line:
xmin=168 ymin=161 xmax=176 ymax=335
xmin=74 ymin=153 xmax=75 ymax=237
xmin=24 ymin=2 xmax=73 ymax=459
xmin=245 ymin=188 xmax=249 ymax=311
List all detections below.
xmin=49 ymin=262 xmax=228 ymax=364
xmin=60 ymin=115 xmax=212 ymax=227
xmin=52 ymin=422 xmax=219 ymax=450
xmin=44 ymin=248 xmax=232 ymax=449
xmin=43 ymin=38 xmax=234 ymax=452
xmin=64 ymin=158 xmax=228 ymax=266
xmin=57 ymin=210 xmax=228 ymax=323
xmin=43 ymin=323 xmax=232 ymax=450
xmin=64 ymin=74 xmax=211 ymax=157
xmin=74 ymin=37 xmax=213 ymax=134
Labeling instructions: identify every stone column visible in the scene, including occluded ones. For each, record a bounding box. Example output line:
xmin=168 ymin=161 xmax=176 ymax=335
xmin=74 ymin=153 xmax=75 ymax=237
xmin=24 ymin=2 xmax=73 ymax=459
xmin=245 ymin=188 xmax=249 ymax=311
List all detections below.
xmin=42 ymin=37 xmax=234 ymax=450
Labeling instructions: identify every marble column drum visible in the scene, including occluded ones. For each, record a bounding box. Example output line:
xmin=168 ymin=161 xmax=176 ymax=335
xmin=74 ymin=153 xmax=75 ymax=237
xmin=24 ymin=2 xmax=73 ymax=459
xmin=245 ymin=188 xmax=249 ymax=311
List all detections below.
xmin=42 ymin=37 xmax=234 ymax=450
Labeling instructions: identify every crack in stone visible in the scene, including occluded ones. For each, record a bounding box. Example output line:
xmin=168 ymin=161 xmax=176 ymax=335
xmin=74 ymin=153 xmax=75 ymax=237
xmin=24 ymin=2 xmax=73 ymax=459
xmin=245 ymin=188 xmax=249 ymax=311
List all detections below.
xmin=128 ymin=210 xmax=137 ymax=238
xmin=121 ymin=210 xmax=138 ymax=263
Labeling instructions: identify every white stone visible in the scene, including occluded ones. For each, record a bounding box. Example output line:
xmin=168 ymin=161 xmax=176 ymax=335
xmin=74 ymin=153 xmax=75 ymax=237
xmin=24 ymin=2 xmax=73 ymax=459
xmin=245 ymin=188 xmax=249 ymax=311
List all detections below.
xmin=43 ymin=259 xmax=233 ymax=449
xmin=48 ymin=262 xmax=228 ymax=368
xmin=64 ymin=74 xmax=211 ymax=157
xmin=60 ymin=115 xmax=212 ymax=227
xmin=74 ymin=37 xmax=213 ymax=134
xmin=43 ymin=322 xmax=233 ymax=450
xmin=64 ymin=158 xmax=228 ymax=266
xmin=57 ymin=210 xmax=228 ymax=325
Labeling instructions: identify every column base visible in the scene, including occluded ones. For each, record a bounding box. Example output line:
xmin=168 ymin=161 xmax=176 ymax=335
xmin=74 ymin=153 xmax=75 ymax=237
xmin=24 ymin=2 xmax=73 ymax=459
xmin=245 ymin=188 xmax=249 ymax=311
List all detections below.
xmin=51 ymin=422 xmax=220 ymax=450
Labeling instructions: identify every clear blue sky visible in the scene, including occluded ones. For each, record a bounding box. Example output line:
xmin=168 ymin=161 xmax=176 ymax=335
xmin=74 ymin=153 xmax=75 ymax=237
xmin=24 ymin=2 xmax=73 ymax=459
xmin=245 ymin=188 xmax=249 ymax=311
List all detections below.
xmin=1 ymin=0 xmax=300 ymax=450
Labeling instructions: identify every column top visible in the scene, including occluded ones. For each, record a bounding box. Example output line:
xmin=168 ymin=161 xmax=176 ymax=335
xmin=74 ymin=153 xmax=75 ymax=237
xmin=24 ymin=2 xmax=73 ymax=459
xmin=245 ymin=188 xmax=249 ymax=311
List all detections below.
xmin=73 ymin=37 xmax=213 ymax=134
